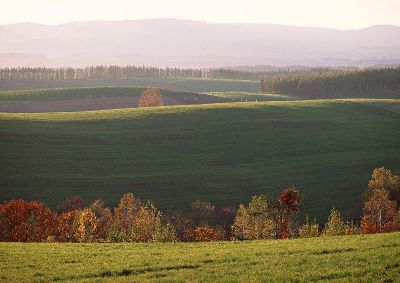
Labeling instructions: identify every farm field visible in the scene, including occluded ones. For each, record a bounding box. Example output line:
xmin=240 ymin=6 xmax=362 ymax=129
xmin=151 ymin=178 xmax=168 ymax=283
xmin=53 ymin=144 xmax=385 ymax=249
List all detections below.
xmin=0 ymin=232 xmax=399 ymax=282
xmin=0 ymin=99 xmax=399 ymax=218
xmin=0 ymin=77 xmax=261 ymax=93
xmin=0 ymin=87 xmax=227 ymax=112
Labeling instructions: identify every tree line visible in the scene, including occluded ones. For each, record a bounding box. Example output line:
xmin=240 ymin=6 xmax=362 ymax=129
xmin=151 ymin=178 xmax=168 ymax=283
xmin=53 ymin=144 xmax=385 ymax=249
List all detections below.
xmin=260 ymin=67 xmax=400 ymax=98
xmin=1 ymin=167 xmax=399 ymax=242
xmin=1 ymin=65 xmax=398 ymax=98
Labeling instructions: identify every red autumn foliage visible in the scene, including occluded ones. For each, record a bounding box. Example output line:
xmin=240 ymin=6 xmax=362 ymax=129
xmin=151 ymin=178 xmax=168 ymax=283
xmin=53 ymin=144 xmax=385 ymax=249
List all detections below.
xmin=277 ymin=186 xmax=302 ymax=238
xmin=0 ymin=199 xmax=56 ymax=242
xmin=55 ymin=210 xmax=79 ymax=242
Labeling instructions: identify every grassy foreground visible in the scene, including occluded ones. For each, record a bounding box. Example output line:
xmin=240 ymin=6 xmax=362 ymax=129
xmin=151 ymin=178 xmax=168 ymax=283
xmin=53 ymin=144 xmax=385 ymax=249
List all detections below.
xmin=1 ymin=99 xmax=400 ymax=218
xmin=0 ymin=232 xmax=399 ymax=282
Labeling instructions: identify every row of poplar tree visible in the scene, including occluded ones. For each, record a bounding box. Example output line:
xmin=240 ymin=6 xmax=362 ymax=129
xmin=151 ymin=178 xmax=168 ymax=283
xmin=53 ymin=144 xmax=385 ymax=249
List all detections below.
xmin=0 ymin=167 xmax=399 ymax=243
xmin=0 ymin=66 xmax=399 ymax=98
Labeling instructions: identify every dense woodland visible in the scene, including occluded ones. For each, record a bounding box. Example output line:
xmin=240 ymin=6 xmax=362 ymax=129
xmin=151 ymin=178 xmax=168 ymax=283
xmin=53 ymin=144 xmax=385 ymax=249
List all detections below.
xmin=0 ymin=66 xmax=399 ymax=98
xmin=1 ymin=167 xmax=399 ymax=243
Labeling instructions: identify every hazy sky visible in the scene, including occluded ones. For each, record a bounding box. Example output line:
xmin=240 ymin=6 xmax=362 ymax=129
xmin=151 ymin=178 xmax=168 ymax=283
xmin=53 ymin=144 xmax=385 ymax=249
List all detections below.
xmin=1 ymin=0 xmax=400 ymax=29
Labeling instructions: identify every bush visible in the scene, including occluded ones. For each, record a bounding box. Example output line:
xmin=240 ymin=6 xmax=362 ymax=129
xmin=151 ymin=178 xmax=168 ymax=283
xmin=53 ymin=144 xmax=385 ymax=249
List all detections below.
xmin=321 ymin=208 xmax=359 ymax=236
xmin=232 ymin=195 xmax=275 ymax=240
xmin=138 ymin=88 xmax=163 ymax=107
xmin=299 ymin=216 xmax=319 ymax=238
xmin=185 ymin=226 xmax=226 ymax=242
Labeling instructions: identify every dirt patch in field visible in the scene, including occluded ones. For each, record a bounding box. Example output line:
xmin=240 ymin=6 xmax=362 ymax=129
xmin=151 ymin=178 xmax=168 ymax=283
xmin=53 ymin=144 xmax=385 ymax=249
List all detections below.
xmin=0 ymin=93 xmax=227 ymax=113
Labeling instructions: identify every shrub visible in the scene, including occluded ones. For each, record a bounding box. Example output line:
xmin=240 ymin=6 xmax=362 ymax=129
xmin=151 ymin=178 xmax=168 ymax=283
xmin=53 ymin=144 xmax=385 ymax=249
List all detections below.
xmin=187 ymin=226 xmax=226 ymax=242
xmin=232 ymin=195 xmax=275 ymax=240
xmin=299 ymin=216 xmax=319 ymax=238
xmin=321 ymin=208 xmax=359 ymax=236
xmin=138 ymin=88 xmax=163 ymax=107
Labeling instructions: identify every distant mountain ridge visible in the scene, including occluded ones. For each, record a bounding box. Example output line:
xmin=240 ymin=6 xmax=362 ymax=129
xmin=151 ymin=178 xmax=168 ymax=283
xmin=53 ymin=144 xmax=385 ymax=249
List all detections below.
xmin=0 ymin=19 xmax=399 ymax=68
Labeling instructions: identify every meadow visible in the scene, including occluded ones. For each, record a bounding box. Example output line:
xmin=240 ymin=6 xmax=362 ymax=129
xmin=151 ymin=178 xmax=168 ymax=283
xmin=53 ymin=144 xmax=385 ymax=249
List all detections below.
xmin=1 ymin=99 xmax=399 ymax=219
xmin=0 ymin=232 xmax=399 ymax=282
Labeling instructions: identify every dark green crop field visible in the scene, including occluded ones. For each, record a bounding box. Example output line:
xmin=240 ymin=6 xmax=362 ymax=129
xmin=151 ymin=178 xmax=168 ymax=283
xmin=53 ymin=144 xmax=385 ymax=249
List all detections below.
xmin=0 ymin=232 xmax=399 ymax=282
xmin=1 ymin=99 xmax=399 ymax=218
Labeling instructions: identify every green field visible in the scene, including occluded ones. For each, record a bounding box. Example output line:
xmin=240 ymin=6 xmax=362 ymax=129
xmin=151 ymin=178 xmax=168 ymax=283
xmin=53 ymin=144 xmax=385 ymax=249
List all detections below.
xmin=0 ymin=232 xmax=399 ymax=282
xmin=0 ymin=87 xmax=169 ymax=101
xmin=1 ymin=99 xmax=399 ymax=218
xmin=207 ymin=92 xmax=293 ymax=101
xmin=0 ymin=77 xmax=261 ymax=93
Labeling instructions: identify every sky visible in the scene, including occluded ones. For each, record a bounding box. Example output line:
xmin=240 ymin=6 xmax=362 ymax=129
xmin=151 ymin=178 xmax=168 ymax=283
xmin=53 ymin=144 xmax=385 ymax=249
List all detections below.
xmin=1 ymin=0 xmax=400 ymax=29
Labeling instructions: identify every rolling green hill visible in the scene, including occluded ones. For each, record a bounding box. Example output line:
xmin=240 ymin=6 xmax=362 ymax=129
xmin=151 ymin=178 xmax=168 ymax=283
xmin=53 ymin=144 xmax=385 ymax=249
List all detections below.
xmin=1 ymin=232 xmax=399 ymax=282
xmin=1 ymin=99 xmax=399 ymax=219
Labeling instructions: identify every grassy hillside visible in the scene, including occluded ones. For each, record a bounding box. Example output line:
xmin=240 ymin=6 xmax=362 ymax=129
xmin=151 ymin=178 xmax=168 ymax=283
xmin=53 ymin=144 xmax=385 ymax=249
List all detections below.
xmin=1 ymin=99 xmax=400 ymax=218
xmin=0 ymin=232 xmax=399 ymax=282
xmin=0 ymin=77 xmax=261 ymax=93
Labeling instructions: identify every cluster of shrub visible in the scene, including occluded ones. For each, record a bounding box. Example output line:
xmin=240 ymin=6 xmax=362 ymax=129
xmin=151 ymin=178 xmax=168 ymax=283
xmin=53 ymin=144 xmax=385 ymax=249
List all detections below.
xmin=1 ymin=167 xmax=399 ymax=243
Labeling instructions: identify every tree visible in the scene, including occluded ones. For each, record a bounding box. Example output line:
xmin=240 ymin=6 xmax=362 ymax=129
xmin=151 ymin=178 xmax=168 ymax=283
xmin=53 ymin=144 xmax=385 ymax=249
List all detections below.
xmin=0 ymin=200 xmax=56 ymax=242
xmin=299 ymin=216 xmax=319 ymax=238
xmin=232 ymin=195 xmax=275 ymax=240
xmin=321 ymin=208 xmax=359 ymax=236
xmin=260 ymin=79 xmax=266 ymax=94
xmin=191 ymin=200 xmax=215 ymax=227
xmin=277 ymin=186 xmax=302 ymax=238
xmin=361 ymin=188 xmax=397 ymax=234
xmin=321 ymin=208 xmax=346 ymax=236
xmin=111 ymin=193 xmax=142 ymax=241
xmin=89 ymin=199 xmax=113 ymax=240
xmin=56 ymin=210 xmax=79 ymax=242
xmin=367 ymin=167 xmax=400 ymax=205
xmin=74 ymin=208 xmax=99 ymax=242
xmin=138 ymin=88 xmax=163 ymax=107
xmin=57 ymin=196 xmax=85 ymax=213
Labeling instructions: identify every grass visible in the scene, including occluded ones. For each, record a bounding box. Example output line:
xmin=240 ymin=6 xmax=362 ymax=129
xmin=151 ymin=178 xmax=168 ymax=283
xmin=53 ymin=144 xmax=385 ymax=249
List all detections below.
xmin=0 ymin=99 xmax=399 ymax=219
xmin=0 ymin=232 xmax=399 ymax=282
xmin=0 ymin=87 xmax=175 ymax=102
xmin=0 ymin=77 xmax=261 ymax=93
xmin=207 ymin=92 xmax=293 ymax=101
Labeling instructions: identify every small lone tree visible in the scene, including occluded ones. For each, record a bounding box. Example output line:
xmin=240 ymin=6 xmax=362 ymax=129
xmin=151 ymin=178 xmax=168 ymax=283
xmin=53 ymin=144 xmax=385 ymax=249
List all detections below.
xmin=138 ymin=88 xmax=163 ymax=107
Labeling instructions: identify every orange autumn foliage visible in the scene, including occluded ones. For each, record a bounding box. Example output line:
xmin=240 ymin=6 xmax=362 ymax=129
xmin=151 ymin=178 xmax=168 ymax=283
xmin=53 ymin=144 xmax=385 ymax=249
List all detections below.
xmin=185 ymin=226 xmax=226 ymax=242
xmin=361 ymin=188 xmax=398 ymax=234
xmin=138 ymin=88 xmax=163 ymax=107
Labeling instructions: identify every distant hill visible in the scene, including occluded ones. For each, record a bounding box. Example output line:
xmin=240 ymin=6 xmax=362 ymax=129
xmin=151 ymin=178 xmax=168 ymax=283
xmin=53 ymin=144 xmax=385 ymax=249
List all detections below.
xmin=0 ymin=19 xmax=400 ymax=67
